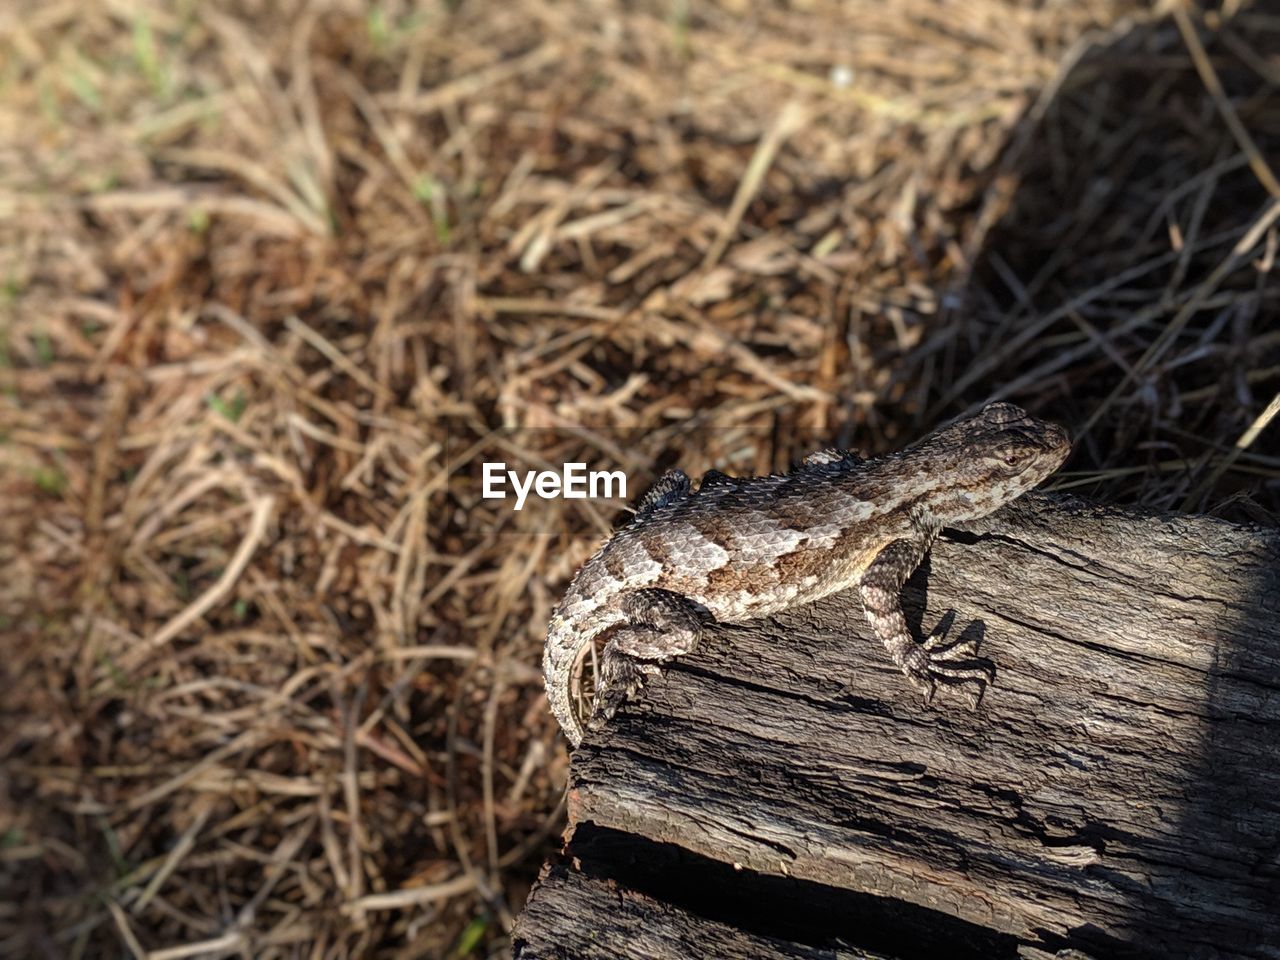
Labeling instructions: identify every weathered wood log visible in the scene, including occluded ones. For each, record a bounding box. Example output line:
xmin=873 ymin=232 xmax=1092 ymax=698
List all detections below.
xmin=515 ymin=496 xmax=1280 ymax=959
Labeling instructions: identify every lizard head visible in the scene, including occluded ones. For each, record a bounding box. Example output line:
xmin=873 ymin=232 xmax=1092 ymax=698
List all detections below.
xmin=917 ymin=402 xmax=1071 ymax=520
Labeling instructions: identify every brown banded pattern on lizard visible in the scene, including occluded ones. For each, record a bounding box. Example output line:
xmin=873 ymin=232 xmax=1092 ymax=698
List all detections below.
xmin=543 ymin=403 xmax=1071 ymax=747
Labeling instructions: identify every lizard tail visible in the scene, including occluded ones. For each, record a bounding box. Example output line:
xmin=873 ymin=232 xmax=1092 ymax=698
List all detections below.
xmin=543 ymin=621 xmax=587 ymax=748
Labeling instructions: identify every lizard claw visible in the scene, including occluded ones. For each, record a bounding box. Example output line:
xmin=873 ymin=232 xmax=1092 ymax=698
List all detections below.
xmin=590 ymin=657 xmax=660 ymax=731
xmin=903 ymin=638 xmax=993 ymax=709
xmin=924 ymin=680 xmax=937 ymax=706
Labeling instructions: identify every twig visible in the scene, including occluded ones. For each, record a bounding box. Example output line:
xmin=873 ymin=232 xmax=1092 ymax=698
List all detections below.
xmin=1078 ymin=198 xmax=1280 ymax=438
xmin=343 ymin=873 xmax=479 ymax=914
xmin=284 ymin=315 xmax=393 ymax=401
xmin=703 ymin=100 xmax=808 ymax=270
xmin=1173 ymin=4 xmax=1280 ymax=199
xmin=124 ymin=495 xmax=276 ymax=668
xmin=1182 ymin=389 xmax=1280 ymax=509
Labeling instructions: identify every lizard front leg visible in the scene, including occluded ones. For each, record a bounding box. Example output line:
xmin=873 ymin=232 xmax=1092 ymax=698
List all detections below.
xmin=859 ymin=537 xmax=991 ymax=705
xmin=589 ymin=589 xmax=704 ymax=735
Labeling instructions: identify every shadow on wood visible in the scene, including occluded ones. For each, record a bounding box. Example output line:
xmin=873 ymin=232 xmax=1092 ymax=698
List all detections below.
xmin=514 ymin=496 xmax=1280 ymax=959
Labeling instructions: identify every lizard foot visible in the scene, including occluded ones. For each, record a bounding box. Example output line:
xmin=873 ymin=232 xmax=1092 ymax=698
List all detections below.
xmin=902 ymin=633 xmax=994 ymax=709
xmin=587 ymin=590 xmax=704 ymax=737
xmin=588 ymin=655 xmax=660 ymax=733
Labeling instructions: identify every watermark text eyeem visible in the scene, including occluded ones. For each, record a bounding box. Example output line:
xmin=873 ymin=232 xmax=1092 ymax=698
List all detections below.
xmin=482 ymin=462 xmax=627 ymax=511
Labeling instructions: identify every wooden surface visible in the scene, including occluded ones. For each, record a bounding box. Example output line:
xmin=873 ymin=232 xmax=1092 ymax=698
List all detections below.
xmin=513 ymin=826 xmax=896 ymax=960
xmin=515 ymin=862 xmax=860 ymax=960
xmin=516 ymin=495 xmax=1280 ymax=958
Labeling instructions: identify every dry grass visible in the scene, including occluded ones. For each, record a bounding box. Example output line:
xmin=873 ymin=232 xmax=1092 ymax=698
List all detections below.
xmin=1 ymin=0 xmax=1277 ymax=957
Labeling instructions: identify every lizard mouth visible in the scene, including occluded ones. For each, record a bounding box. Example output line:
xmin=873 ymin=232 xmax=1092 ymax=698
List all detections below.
xmin=1022 ymin=426 xmax=1071 ymax=485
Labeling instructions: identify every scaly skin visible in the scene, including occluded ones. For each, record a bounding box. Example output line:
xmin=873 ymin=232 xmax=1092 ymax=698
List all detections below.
xmin=544 ymin=403 xmax=1071 ymax=747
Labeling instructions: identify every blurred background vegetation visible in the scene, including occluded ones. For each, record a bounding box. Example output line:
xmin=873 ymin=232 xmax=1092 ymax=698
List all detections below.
xmin=1 ymin=0 xmax=1277 ymax=956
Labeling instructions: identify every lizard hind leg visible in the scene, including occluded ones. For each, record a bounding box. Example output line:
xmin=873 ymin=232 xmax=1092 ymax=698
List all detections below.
xmin=589 ymin=589 xmax=704 ymax=734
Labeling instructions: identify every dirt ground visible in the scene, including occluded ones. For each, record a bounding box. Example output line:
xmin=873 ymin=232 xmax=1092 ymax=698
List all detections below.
xmin=1 ymin=1 xmax=1278 ymax=957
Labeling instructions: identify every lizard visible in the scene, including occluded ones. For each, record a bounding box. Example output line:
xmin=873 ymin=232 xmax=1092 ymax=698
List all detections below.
xmin=543 ymin=402 xmax=1071 ymax=747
